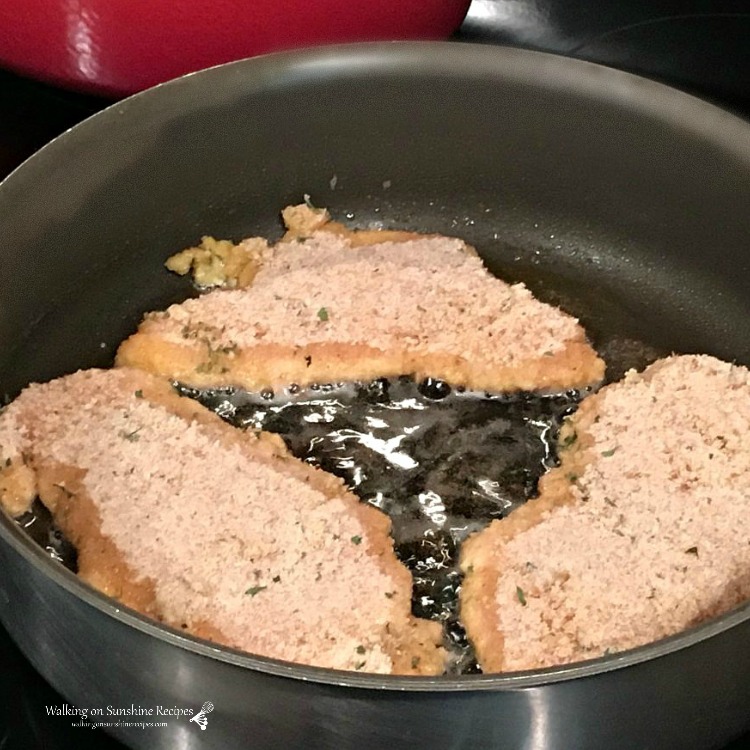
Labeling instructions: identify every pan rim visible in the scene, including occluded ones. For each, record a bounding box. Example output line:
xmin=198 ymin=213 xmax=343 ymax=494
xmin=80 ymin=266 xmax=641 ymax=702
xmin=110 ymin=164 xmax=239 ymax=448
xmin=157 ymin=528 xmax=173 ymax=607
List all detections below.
xmin=3 ymin=510 xmax=749 ymax=691
xmin=1 ymin=40 xmax=750 ymax=692
xmin=2 ymin=40 xmax=750 ymax=198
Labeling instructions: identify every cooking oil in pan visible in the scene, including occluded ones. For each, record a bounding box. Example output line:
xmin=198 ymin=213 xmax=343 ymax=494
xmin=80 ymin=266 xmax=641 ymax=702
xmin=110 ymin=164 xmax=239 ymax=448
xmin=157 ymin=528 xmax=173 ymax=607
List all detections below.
xmin=16 ymin=499 xmax=77 ymax=571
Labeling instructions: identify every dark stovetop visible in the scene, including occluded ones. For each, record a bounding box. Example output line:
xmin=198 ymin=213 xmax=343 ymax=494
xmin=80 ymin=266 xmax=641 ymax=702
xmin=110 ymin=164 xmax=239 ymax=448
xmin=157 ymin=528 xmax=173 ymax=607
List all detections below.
xmin=0 ymin=2 xmax=749 ymax=748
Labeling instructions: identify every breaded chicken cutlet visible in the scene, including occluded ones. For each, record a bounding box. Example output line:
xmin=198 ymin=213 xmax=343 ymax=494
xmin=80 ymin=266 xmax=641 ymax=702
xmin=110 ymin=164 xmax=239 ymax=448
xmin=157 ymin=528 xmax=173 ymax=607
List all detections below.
xmin=460 ymin=355 xmax=750 ymax=672
xmin=116 ymin=204 xmax=604 ymax=393
xmin=0 ymin=368 xmax=445 ymax=675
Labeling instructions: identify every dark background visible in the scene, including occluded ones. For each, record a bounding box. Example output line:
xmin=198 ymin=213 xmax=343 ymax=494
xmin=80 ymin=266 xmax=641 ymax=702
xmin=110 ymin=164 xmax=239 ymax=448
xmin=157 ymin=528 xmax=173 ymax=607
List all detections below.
xmin=1 ymin=1 xmax=748 ymax=748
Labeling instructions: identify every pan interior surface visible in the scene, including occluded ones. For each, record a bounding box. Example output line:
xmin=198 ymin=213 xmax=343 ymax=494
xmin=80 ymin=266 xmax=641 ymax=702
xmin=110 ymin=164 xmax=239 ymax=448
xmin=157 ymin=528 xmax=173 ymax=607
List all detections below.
xmin=1 ymin=43 xmax=750 ymax=689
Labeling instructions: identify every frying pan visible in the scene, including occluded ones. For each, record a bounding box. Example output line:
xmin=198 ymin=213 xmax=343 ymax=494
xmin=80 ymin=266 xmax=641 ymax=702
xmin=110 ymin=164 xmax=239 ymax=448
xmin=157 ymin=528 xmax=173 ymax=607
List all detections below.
xmin=1 ymin=43 xmax=749 ymax=750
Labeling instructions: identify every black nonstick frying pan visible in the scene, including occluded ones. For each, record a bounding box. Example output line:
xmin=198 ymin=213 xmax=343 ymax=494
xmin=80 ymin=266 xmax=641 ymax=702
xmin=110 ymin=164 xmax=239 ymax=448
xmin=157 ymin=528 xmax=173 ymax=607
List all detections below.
xmin=0 ymin=43 xmax=749 ymax=750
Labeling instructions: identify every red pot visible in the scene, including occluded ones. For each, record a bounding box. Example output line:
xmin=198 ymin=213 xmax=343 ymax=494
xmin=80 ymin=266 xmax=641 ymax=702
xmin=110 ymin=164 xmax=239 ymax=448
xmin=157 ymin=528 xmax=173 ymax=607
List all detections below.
xmin=0 ymin=0 xmax=471 ymax=96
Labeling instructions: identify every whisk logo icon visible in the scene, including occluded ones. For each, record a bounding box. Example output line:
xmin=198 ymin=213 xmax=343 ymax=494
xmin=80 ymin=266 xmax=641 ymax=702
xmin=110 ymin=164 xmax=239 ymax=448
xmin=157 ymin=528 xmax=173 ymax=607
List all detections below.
xmin=189 ymin=701 xmax=214 ymax=731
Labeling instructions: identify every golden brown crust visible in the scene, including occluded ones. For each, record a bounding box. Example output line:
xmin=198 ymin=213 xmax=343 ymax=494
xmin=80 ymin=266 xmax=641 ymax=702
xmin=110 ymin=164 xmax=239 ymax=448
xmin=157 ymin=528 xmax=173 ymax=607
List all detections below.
xmin=145 ymin=204 xmax=604 ymax=393
xmin=35 ymin=458 xmax=234 ymax=645
xmin=117 ymin=328 xmax=603 ymax=395
xmin=36 ymin=462 xmax=160 ymax=615
xmin=280 ymin=203 xmax=435 ymax=248
xmin=459 ymin=418 xmax=590 ymax=672
xmin=386 ymin=618 xmax=446 ymax=675
xmin=0 ymin=460 xmax=36 ymax=517
xmin=289 ymin=219 xmax=426 ymax=248
xmin=456 ymin=531 xmax=504 ymax=672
